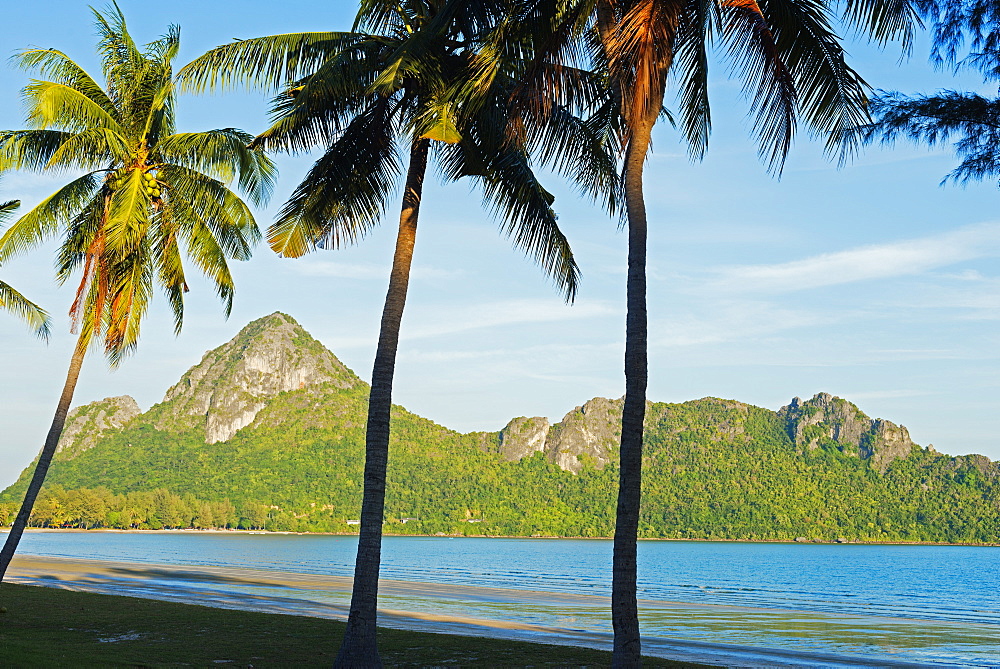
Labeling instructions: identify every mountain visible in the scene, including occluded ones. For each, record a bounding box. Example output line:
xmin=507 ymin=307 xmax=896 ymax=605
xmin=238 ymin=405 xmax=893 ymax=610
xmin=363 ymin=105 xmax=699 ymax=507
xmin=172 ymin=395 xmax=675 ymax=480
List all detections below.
xmin=146 ymin=312 xmax=360 ymax=443
xmin=3 ymin=312 xmax=997 ymax=543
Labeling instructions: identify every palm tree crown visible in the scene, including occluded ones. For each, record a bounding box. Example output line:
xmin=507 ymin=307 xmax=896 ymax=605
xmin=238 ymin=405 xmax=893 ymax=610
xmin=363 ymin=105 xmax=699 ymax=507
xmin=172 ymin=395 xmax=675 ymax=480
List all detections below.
xmin=180 ymin=0 xmax=623 ymax=294
xmin=0 ymin=4 xmax=275 ymax=363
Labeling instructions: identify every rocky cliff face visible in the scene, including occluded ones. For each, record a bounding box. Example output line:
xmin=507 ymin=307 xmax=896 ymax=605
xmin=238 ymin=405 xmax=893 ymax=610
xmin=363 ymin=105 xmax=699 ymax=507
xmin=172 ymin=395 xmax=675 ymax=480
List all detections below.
xmin=546 ymin=397 xmax=622 ymax=472
xmin=496 ymin=398 xmax=623 ymax=473
xmin=497 ymin=416 xmax=550 ymax=461
xmin=496 ymin=392 xmax=924 ymax=475
xmin=779 ymin=392 xmax=915 ymax=472
xmin=150 ymin=312 xmax=361 ymax=443
xmin=56 ymin=395 xmax=141 ymax=459
xmin=867 ymin=420 xmax=916 ymax=473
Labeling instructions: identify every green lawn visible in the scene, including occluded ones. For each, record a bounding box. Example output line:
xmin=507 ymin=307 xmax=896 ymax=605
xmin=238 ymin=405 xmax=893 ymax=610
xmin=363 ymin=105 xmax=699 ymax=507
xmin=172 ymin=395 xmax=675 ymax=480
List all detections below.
xmin=0 ymin=583 xmax=703 ymax=667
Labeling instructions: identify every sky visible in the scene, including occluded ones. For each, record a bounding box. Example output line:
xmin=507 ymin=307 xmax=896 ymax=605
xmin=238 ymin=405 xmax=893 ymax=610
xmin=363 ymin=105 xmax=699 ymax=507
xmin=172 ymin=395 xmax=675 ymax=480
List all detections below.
xmin=2 ymin=0 xmax=1000 ymax=489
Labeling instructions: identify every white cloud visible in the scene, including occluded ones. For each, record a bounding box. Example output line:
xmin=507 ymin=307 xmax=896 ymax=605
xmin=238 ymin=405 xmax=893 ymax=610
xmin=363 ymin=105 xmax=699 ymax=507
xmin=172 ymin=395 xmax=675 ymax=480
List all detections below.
xmin=712 ymin=221 xmax=1000 ymax=293
xmin=650 ymin=301 xmax=845 ymax=348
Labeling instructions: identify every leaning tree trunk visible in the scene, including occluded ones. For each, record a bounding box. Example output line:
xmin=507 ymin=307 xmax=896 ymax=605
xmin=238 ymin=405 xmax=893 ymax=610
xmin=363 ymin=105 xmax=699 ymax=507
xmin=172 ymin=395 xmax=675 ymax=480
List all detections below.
xmin=612 ymin=114 xmax=656 ymax=668
xmin=0 ymin=332 xmax=89 ymax=580
xmin=334 ymin=137 xmax=430 ymax=668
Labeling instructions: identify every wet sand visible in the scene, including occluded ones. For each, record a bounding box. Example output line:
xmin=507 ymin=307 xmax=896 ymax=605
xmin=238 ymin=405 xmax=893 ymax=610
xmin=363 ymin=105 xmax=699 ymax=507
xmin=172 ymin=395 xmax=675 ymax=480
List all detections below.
xmin=4 ymin=554 xmax=942 ymax=667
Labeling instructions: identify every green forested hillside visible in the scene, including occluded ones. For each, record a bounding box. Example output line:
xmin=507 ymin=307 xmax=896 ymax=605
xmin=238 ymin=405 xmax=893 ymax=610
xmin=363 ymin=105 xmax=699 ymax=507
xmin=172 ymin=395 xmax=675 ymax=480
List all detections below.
xmin=3 ymin=391 xmax=997 ymax=542
xmin=2 ymin=314 xmax=997 ymax=543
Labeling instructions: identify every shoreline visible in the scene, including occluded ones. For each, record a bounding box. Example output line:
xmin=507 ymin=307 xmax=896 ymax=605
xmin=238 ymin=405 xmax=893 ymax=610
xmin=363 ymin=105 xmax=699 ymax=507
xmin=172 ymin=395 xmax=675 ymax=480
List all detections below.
xmin=4 ymin=553 xmax=958 ymax=668
xmin=6 ymin=526 xmax=999 ymax=547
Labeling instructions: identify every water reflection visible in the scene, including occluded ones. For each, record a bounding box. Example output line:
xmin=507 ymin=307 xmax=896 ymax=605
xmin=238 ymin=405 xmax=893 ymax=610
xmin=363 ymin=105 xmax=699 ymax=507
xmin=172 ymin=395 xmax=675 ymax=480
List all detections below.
xmin=7 ymin=550 xmax=998 ymax=667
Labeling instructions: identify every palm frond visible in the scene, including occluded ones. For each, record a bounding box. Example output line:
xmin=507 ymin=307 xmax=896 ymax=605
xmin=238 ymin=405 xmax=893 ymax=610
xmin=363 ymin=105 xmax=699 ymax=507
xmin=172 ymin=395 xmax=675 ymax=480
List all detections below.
xmin=0 ymin=173 xmax=102 ymax=264
xmin=93 ymin=1 xmax=143 ymax=84
xmin=21 ymin=81 xmax=126 ymax=135
xmin=757 ymin=0 xmax=871 ymax=165
xmin=0 ymin=279 xmax=51 ymax=340
xmin=158 ymin=165 xmax=261 ymax=260
xmin=268 ymin=99 xmax=401 ymax=257
xmin=473 ymin=143 xmax=581 ymax=302
xmin=165 ymin=199 xmax=236 ymax=316
xmin=177 ymin=32 xmax=361 ymax=94
xmin=529 ymin=100 xmax=622 ymax=212
xmin=671 ymin=0 xmax=715 ymax=159
xmin=718 ymin=0 xmax=798 ymax=172
xmin=54 ymin=197 xmax=105 ymax=285
xmin=13 ymin=48 xmax=117 ymax=116
xmin=0 ymin=130 xmax=75 ymax=172
xmin=0 ymin=199 xmax=20 ymax=224
xmin=101 ymin=238 xmax=154 ymax=365
xmin=103 ymin=168 xmax=152 ymax=258
xmin=44 ymin=128 xmax=133 ymax=171
xmin=502 ymin=0 xmax=601 ymax=121
xmin=839 ymin=0 xmax=920 ymax=49
xmin=255 ymin=39 xmax=398 ymax=154
xmin=155 ymin=129 xmax=276 ymax=206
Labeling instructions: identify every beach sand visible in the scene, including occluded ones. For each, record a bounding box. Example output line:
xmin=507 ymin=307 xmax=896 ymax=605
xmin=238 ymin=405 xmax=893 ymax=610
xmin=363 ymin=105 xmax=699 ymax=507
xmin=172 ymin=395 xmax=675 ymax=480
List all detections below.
xmin=3 ymin=554 xmax=944 ymax=668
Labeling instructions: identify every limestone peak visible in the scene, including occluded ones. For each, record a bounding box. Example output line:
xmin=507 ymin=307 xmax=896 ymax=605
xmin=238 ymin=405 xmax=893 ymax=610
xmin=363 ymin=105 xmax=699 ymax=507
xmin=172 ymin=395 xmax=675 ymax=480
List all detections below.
xmin=150 ymin=312 xmax=361 ymax=443
xmin=55 ymin=395 xmax=141 ymax=459
xmin=778 ymin=392 xmax=915 ymax=471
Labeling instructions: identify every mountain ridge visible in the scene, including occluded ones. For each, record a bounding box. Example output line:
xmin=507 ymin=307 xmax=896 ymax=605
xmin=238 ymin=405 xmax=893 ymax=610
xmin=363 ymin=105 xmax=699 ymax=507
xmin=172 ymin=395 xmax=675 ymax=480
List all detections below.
xmin=5 ymin=312 xmax=996 ymax=543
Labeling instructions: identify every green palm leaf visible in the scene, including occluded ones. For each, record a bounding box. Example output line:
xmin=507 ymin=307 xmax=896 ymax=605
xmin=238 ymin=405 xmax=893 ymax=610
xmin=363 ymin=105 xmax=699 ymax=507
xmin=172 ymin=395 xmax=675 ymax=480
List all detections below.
xmin=13 ymin=48 xmax=116 ymax=115
xmin=178 ymin=32 xmax=361 ymax=94
xmin=23 ymin=81 xmax=126 ymax=135
xmin=0 ymin=279 xmax=51 ymax=340
xmin=155 ymin=129 xmax=275 ymax=205
xmin=0 ymin=174 xmax=102 ymax=264
xmin=0 ymin=130 xmax=77 ymax=171
xmin=268 ymin=98 xmax=401 ymax=257
xmin=0 ymin=198 xmax=51 ymax=340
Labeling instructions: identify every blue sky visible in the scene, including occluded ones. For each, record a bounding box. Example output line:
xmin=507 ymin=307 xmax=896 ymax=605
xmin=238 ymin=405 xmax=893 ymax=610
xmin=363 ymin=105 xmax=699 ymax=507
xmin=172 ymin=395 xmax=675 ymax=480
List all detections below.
xmin=2 ymin=0 xmax=999 ymax=488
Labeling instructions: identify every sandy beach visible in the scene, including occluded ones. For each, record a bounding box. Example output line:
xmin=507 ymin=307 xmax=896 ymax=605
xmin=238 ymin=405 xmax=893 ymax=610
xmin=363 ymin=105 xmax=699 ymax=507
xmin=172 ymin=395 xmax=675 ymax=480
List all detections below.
xmin=4 ymin=554 xmax=949 ymax=667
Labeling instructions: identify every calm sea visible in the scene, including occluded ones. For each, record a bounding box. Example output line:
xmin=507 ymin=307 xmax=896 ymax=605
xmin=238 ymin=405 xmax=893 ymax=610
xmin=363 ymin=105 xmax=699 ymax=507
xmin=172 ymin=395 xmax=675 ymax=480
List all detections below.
xmin=4 ymin=532 xmax=998 ymax=667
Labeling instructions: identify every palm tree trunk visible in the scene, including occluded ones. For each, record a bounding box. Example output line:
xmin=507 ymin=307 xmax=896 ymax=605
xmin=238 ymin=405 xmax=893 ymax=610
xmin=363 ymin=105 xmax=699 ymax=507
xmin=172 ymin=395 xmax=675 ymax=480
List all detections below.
xmin=612 ymin=114 xmax=656 ymax=668
xmin=0 ymin=332 xmax=89 ymax=581
xmin=334 ymin=136 xmax=430 ymax=668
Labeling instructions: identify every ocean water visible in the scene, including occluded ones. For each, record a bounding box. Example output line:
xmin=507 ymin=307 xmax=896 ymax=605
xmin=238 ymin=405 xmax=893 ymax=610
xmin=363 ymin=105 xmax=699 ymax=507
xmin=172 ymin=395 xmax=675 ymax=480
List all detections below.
xmin=4 ymin=531 xmax=998 ymax=666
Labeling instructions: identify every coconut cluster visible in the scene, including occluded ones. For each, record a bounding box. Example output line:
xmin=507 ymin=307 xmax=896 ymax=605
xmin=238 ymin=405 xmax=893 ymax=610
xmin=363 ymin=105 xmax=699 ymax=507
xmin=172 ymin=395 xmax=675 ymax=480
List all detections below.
xmin=106 ymin=169 xmax=164 ymax=201
xmin=143 ymin=171 xmax=162 ymax=199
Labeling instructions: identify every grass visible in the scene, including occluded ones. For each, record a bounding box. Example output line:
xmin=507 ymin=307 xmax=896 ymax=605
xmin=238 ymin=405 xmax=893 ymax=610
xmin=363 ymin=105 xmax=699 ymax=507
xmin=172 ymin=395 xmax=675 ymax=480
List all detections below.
xmin=0 ymin=583 xmax=704 ymax=667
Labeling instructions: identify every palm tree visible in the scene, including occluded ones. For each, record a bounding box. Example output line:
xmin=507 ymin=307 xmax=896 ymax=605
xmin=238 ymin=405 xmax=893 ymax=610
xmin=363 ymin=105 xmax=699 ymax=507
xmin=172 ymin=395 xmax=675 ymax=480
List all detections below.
xmin=179 ymin=1 xmax=615 ymax=664
xmin=0 ymin=4 xmax=274 ymax=580
xmin=504 ymin=0 xmax=918 ymax=663
xmin=0 ymin=197 xmax=50 ymax=338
